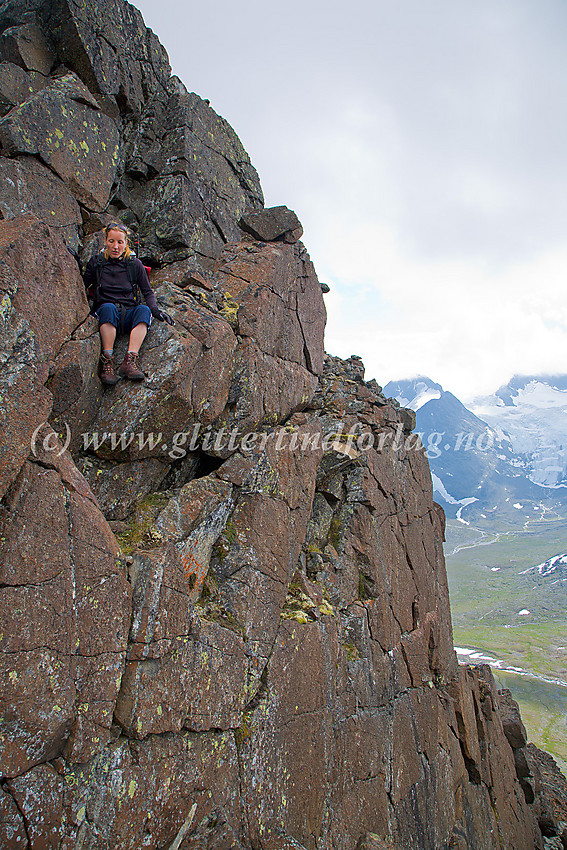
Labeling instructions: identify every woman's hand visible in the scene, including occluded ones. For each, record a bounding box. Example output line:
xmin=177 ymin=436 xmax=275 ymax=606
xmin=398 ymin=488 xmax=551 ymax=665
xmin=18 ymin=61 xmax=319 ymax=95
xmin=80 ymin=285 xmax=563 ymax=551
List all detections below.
xmin=152 ymin=309 xmax=174 ymax=325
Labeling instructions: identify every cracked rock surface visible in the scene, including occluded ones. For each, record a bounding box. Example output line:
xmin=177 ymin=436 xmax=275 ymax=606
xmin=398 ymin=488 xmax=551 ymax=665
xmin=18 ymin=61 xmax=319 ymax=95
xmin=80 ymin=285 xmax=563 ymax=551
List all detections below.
xmin=0 ymin=0 xmax=566 ymax=848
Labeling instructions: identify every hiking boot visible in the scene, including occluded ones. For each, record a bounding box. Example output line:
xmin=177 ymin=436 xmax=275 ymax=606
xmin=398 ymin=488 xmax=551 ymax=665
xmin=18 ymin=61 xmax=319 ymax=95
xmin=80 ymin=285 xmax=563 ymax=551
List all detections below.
xmin=99 ymin=352 xmax=118 ymax=386
xmin=118 ymin=351 xmax=145 ymax=381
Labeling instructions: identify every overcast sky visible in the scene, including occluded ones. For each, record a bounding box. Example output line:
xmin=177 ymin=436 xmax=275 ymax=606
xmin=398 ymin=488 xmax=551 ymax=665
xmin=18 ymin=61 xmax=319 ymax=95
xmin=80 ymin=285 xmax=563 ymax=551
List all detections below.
xmin=133 ymin=0 xmax=567 ymax=400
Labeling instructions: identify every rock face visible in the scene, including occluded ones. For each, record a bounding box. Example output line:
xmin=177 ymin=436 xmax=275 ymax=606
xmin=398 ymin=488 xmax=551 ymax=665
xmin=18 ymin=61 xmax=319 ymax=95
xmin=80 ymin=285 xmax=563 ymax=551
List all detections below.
xmin=0 ymin=71 xmax=121 ymax=209
xmin=0 ymin=1 xmax=565 ymax=848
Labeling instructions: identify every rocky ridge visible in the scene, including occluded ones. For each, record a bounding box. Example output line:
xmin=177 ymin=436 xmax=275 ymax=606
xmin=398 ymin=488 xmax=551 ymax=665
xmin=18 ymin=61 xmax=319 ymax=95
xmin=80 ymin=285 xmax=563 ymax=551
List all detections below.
xmin=0 ymin=1 xmax=566 ymax=848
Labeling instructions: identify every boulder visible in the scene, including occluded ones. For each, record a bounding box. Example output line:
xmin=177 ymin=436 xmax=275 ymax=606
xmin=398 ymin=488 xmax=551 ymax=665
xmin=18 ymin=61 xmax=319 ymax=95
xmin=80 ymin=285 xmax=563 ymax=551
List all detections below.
xmin=0 ymin=22 xmax=55 ymax=74
xmin=0 ymin=60 xmax=47 ymax=115
xmin=239 ymin=205 xmax=303 ymax=243
xmin=0 ymin=214 xmax=86 ymax=362
xmin=0 ymin=154 xmax=82 ymax=248
xmin=0 ymin=72 xmax=120 ymax=209
xmin=212 ymin=239 xmax=325 ymax=375
xmin=47 ymin=317 xmax=103 ymax=453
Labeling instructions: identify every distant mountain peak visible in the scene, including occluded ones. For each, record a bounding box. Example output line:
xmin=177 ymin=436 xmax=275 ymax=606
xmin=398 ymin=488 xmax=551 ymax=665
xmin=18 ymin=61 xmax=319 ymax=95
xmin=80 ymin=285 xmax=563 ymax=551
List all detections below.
xmin=493 ymin=374 xmax=567 ymax=406
xmin=384 ymin=375 xmax=443 ymax=411
xmin=386 ymin=372 xmax=567 ymax=518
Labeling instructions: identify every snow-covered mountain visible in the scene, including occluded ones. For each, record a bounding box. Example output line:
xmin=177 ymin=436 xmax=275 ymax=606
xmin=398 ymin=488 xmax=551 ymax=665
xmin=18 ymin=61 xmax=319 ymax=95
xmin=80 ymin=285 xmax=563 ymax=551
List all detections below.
xmin=384 ymin=375 xmax=567 ymax=520
xmin=471 ymin=375 xmax=567 ymax=489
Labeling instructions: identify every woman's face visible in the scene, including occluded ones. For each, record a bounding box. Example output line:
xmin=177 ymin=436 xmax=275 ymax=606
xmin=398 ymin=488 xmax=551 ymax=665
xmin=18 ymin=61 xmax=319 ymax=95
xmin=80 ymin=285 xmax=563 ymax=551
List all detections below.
xmin=105 ymin=228 xmax=127 ymax=258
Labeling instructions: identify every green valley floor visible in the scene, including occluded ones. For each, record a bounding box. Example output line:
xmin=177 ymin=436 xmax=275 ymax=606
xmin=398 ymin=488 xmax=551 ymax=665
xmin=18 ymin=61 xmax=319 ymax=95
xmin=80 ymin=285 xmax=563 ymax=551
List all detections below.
xmin=445 ymin=512 xmax=567 ymax=775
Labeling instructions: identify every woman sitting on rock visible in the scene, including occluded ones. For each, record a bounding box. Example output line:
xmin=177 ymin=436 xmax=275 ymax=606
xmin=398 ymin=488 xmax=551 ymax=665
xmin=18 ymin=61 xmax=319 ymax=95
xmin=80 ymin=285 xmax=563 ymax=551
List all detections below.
xmin=83 ymin=222 xmax=173 ymax=385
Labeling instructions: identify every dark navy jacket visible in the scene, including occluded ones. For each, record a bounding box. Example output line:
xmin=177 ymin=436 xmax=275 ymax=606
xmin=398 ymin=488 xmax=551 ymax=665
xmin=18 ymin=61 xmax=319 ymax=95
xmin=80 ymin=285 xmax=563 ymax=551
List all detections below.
xmin=83 ymin=253 xmax=158 ymax=313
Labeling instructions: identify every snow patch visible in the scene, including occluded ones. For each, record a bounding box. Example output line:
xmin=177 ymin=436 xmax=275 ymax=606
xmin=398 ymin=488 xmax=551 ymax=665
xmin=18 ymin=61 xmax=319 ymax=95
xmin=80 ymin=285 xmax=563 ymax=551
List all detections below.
xmin=431 ymin=475 xmax=478 ymax=522
xmin=520 ymin=553 xmax=567 ymax=576
xmin=397 ymin=382 xmax=442 ymax=411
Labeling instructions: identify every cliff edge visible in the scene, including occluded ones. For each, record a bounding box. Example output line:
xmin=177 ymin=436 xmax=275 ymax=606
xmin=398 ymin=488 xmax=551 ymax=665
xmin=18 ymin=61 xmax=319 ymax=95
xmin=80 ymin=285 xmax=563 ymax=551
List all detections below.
xmin=0 ymin=1 xmax=566 ymax=848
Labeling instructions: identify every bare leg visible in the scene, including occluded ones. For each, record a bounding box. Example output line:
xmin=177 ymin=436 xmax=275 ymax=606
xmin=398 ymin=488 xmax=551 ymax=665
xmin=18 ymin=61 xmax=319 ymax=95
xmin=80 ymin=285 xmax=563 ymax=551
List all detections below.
xmin=100 ymin=322 xmax=117 ymax=352
xmin=128 ymin=322 xmax=148 ymax=354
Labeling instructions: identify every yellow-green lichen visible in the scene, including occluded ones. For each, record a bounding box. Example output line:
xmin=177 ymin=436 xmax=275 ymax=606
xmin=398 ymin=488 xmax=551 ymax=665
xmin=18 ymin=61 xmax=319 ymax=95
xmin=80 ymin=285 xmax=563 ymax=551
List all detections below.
xmin=318 ymin=600 xmax=334 ymax=617
xmin=115 ymin=492 xmax=170 ymax=555
xmin=219 ymin=292 xmax=240 ymax=325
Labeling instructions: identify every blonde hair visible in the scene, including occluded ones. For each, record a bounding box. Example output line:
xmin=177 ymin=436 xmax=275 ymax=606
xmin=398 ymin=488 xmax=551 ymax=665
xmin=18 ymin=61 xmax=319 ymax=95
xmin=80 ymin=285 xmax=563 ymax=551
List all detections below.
xmin=103 ymin=222 xmax=132 ymax=260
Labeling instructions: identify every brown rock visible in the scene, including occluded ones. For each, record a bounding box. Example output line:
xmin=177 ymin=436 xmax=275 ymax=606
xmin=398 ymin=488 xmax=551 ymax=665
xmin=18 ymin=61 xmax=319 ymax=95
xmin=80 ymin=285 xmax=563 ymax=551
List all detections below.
xmin=0 ymin=785 xmax=28 ymax=848
xmin=150 ymin=263 xmax=214 ymax=293
xmin=257 ymin=836 xmax=309 ymax=850
xmin=6 ymin=764 xmax=65 ymax=847
xmin=526 ymin=744 xmax=567 ymax=841
xmin=116 ymin=618 xmax=249 ymax=737
xmin=0 ymin=155 xmax=82 ymax=247
xmin=211 ymin=422 xmax=322 ymax=662
xmin=498 ymin=688 xmax=528 ymax=750
xmin=78 ymin=456 xmax=169 ymax=520
xmin=399 ymin=405 xmax=416 ymax=433
xmin=0 ymin=61 xmax=47 ymax=115
xmin=6 ymin=732 xmax=245 ymax=849
xmin=356 ymin=836 xmax=402 ymax=850
xmin=212 ymin=239 xmax=325 ymax=375
xmin=217 ymin=336 xmax=319 ymax=441
xmin=0 ymin=439 xmax=131 ymax=774
xmin=113 ymin=477 xmax=242 ymax=737
xmin=0 ymin=215 xmax=88 ymax=497
xmin=184 ymin=270 xmax=213 ymax=290
xmin=239 ymin=205 xmax=304 ymax=243
xmin=0 ymin=23 xmax=56 ymax=74
xmin=449 ymin=665 xmax=542 ymax=849
xmin=238 ymin=618 xmax=337 ymax=848
xmin=48 ymin=318 xmax=103 ymax=453
xmin=0 ymin=72 xmax=120 ymax=209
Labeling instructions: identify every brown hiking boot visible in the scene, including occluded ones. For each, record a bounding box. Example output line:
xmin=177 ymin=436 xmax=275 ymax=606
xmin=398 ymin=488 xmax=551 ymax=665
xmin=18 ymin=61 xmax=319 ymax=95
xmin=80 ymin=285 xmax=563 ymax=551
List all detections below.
xmin=118 ymin=351 xmax=145 ymax=381
xmin=99 ymin=352 xmax=118 ymax=386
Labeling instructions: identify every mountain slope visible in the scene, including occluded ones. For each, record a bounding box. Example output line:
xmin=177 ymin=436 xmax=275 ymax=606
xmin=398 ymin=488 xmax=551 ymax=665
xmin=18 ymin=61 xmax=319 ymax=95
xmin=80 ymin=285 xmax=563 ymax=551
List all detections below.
xmin=472 ymin=375 xmax=567 ymax=489
xmin=385 ymin=375 xmax=567 ymax=520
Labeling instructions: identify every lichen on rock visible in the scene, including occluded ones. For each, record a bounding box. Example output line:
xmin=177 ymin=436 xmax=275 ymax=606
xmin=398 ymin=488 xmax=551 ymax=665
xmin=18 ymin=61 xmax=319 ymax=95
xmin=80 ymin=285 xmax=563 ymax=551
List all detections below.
xmin=0 ymin=0 xmax=564 ymax=848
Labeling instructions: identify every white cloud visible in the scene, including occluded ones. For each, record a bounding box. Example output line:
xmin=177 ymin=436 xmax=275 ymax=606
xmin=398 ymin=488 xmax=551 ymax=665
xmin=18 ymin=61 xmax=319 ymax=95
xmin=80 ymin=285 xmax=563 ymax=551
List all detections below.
xmin=320 ymin=235 xmax=567 ymax=398
xmin=133 ymin=0 xmax=567 ymax=399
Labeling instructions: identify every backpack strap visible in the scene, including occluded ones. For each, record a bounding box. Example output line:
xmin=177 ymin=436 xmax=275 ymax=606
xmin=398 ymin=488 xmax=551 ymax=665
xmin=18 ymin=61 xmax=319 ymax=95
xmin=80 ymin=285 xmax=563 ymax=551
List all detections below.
xmin=87 ymin=253 xmax=106 ymax=309
xmin=125 ymin=257 xmax=141 ymax=305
